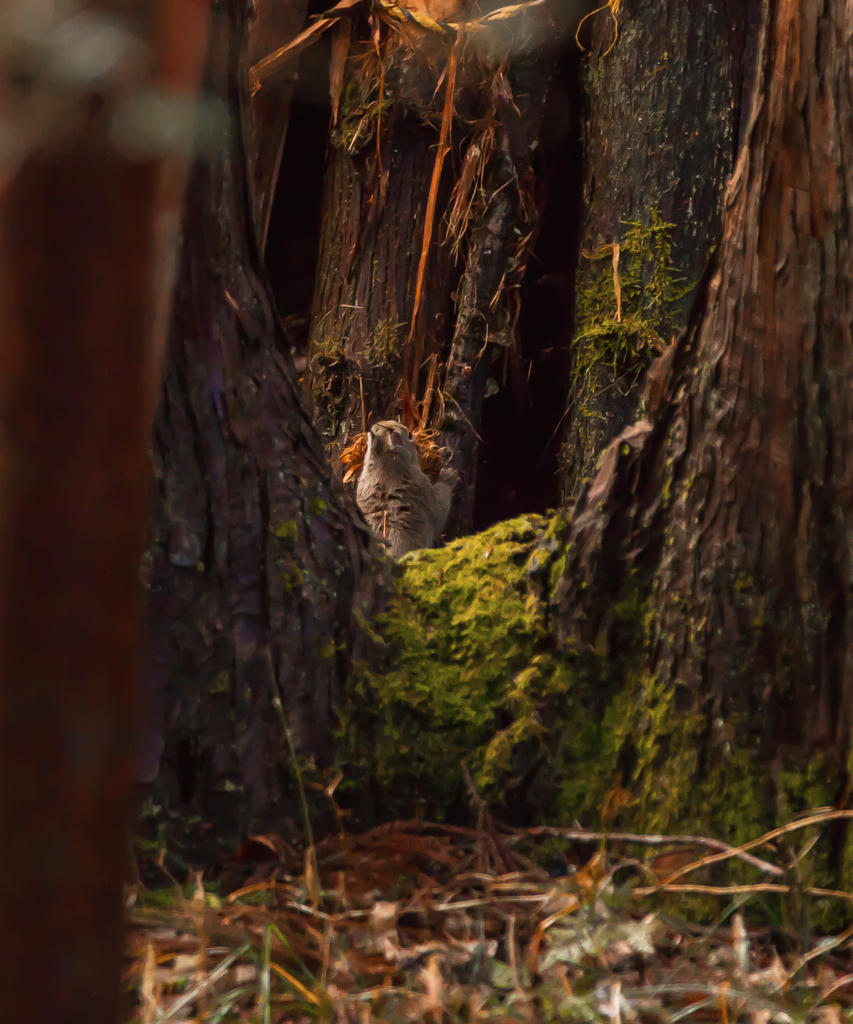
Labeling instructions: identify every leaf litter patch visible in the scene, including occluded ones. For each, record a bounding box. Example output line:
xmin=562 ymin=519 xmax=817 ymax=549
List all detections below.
xmin=124 ymin=813 xmax=853 ymax=1023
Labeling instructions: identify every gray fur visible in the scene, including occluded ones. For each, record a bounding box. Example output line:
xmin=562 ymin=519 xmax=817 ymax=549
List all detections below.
xmin=356 ymin=420 xmax=458 ymax=558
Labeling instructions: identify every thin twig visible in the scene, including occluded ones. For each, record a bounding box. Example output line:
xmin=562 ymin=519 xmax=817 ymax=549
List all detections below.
xmin=272 ymin=691 xmax=319 ymax=906
xmin=780 ymin=923 xmax=853 ymax=990
xmin=658 ymin=809 xmax=853 ymax=887
xmin=518 ymin=825 xmax=783 ymax=876
xmin=154 ymin=943 xmax=251 ymax=1023
xmin=407 ymin=40 xmax=459 ymax=385
xmin=633 ymin=882 xmax=853 ymax=903
xmin=816 ymin=973 xmax=853 ymax=1006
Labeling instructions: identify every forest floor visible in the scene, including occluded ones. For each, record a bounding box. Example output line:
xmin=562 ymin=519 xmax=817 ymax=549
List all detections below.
xmin=123 ymin=814 xmax=853 ymax=1024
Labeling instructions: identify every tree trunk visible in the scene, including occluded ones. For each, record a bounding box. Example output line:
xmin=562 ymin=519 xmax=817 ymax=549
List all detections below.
xmin=307 ymin=8 xmax=560 ymax=534
xmin=560 ymin=0 xmax=752 ymax=498
xmin=143 ymin=0 xmax=385 ymax=840
xmin=554 ymin=0 xmax=853 ymax=840
xmin=0 ymin=3 xmax=209 ymax=1021
xmin=439 ymin=58 xmax=553 ymax=533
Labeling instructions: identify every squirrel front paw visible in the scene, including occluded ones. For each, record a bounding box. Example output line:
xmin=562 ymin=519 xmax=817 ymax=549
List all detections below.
xmin=438 ymin=466 xmax=460 ymax=489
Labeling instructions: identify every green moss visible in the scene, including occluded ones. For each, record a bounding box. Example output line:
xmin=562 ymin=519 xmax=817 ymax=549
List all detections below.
xmin=842 ymin=740 xmax=853 ymax=904
xmin=273 ymin=520 xmax=298 ymax=543
xmin=284 ymin=563 xmax=305 ymax=590
xmin=337 ymin=516 xmax=585 ymax=816
xmin=209 ymin=670 xmax=231 ymax=694
xmin=309 ymin=333 xmax=346 ymax=368
xmin=137 ymin=885 xmax=222 ymax=910
xmin=335 ymin=72 xmax=394 ymax=155
xmin=573 ymin=206 xmax=693 ymax=382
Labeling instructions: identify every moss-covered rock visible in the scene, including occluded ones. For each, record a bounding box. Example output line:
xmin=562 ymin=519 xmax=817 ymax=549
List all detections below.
xmin=337 ymin=513 xmax=837 ymax=831
xmin=337 ymin=515 xmax=584 ymax=820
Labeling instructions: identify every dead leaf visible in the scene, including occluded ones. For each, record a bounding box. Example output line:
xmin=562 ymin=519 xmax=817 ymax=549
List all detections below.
xmin=141 ymin=942 xmax=159 ymax=1024
xmin=420 ymin=954 xmax=445 ymax=1021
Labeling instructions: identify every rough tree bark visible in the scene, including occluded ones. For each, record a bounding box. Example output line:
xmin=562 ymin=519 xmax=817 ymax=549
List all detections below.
xmin=0 ymin=2 xmax=209 ymax=1021
xmin=556 ymin=0 xmax=853 ymax=832
xmin=142 ymin=0 xmax=385 ymax=839
xmin=560 ymin=0 xmax=752 ymax=498
xmin=307 ymin=5 xmax=561 ymax=534
xmin=439 ymin=58 xmax=553 ymax=532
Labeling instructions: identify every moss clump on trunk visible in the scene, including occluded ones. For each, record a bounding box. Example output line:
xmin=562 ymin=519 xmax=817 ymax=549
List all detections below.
xmin=573 ymin=207 xmax=694 ymax=383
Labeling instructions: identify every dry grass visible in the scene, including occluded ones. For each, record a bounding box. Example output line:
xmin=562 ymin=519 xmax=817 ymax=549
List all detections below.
xmin=123 ymin=811 xmax=853 ymax=1023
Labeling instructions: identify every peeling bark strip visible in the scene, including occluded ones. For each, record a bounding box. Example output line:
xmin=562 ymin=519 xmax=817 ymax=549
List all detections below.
xmin=148 ymin=0 xmax=386 ymax=834
xmin=558 ymin=0 xmax=853 ymax=768
xmin=407 ymin=41 xmax=458 ymax=387
xmin=0 ymin=2 xmax=209 ymax=1021
xmin=561 ymin=0 xmax=749 ymax=498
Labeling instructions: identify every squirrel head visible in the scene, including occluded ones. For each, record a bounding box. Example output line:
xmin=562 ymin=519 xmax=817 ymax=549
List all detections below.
xmin=365 ymin=420 xmax=419 ymax=467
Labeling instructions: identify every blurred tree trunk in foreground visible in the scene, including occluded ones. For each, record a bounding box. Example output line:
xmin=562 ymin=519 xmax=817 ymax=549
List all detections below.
xmin=0 ymin=2 xmax=209 ymax=1021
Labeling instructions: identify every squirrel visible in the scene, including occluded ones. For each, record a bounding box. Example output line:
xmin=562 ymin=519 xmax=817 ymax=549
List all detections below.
xmin=356 ymin=420 xmax=458 ymax=559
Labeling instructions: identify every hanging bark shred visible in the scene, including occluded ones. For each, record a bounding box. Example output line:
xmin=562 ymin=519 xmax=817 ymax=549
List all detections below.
xmin=0 ymin=2 xmax=209 ymax=1022
xmin=439 ymin=60 xmax=553 ymax=535
xmin=330 ymin=20 xmax=354 ymax=125
xmin=407 ymin=41 xmax=459 ymax=389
